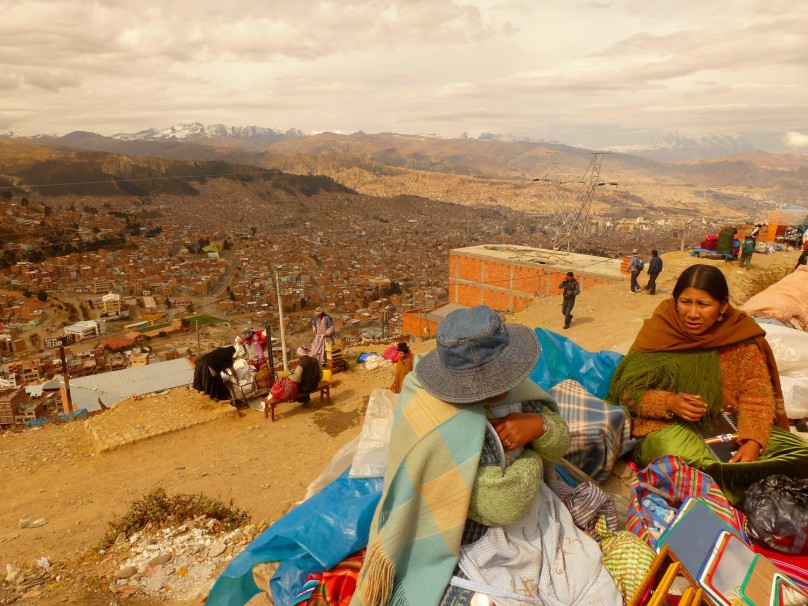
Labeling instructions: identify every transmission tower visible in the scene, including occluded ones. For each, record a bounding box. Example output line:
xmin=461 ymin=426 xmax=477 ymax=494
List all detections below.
xmin=533 ymin=152 xmax=616 ymax=252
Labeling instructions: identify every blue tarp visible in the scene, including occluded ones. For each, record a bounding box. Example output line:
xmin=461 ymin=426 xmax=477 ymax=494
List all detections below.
xmin=206 ymin=470 xmax=383 ymax=606
xmin=529 ymin=328 xmax=623 ymax=400
xmin=207 ymin=329 xmax=623 ymax=606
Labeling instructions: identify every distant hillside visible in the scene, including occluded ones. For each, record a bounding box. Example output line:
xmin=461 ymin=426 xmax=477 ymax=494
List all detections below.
xmin=3 ymin=130 xmax=808 ymax=216
xmin=0 ymin=140 xmax=355 ymax=198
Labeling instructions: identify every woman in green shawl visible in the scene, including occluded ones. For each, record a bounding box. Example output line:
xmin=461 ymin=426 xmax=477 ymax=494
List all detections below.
xmin=608 ymin=264 xmax=808 ymax=504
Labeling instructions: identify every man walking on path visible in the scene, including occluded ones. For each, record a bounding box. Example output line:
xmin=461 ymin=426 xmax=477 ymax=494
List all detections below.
xmin=626 ymin=249 xmax=644 ymax=293
xmin=645 ymin=250 xmax=663 ymax=295
xmin=558 ymin=271 xmax=580 ymax=329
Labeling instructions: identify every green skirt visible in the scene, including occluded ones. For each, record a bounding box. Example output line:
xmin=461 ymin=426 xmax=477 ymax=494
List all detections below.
xmin=634 ymin=424 xmax=808 ymax=506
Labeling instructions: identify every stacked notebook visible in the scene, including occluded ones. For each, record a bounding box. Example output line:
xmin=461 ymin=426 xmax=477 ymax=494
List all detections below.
xmin=658 ymin=500 xmax=808 ymax=605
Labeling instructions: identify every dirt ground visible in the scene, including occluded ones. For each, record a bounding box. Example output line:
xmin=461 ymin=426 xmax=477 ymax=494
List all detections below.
xmin=0 ymin=248 xmax=803 ymax=605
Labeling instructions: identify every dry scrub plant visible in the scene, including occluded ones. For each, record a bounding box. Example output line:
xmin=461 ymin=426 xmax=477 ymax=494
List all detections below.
xmin=101 ymin=488 xmax=251 ymax=548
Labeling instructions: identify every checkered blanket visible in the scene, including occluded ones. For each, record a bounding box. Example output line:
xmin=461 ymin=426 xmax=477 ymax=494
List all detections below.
xmin=548 ymin=379 xmax=635 ymax=483
xmin=351 ymin=388 xmax=486 ymax=606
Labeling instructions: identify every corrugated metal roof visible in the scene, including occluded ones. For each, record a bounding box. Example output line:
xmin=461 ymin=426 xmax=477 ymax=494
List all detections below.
xmin=65 ymin=358 xmax=194 ymax=399
xmin=66 ymin=387 xmax=122 ymax=413
xmin=424 ymin=303 xmax=467 ymax=323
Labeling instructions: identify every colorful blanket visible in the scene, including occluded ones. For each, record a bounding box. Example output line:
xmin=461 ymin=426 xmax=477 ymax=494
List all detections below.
xmin=626 ymin=455 xmax=744 ymax=549
xmin=350 ymin=388 xmax=486 ymax=606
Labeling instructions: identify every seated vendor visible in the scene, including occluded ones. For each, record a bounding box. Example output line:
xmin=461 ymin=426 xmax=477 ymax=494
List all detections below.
xmin=290 ymin=345 xmax=322 ymax=406
xmin=608 ymin=264 xmax=808 ymax=505
xmin=352 ymin=305 xmax=621 ymax=606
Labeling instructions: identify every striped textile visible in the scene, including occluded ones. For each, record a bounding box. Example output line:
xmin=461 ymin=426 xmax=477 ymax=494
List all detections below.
xmin=548 ymin=379 xmax=635 ymax=483
xmin=351 ymin=388 xmax=486 ymax=606
xmin=557 ymin=480 xmax=619 ymax=541
xmin=626 ymin=455 xmax=744 ymax=549
xmin=596 ymin=516 xmax=656 ymax=603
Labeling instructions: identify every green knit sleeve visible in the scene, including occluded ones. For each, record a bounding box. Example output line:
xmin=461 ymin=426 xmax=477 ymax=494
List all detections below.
xmin=529 ymin=410 xmax=569 ymax=462
xmin=467 ymin=448 xmax=544 ymax=526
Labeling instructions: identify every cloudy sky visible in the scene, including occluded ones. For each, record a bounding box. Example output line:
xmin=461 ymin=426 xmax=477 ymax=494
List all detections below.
xmin=2 ymin=0 xmax=807 ymax=151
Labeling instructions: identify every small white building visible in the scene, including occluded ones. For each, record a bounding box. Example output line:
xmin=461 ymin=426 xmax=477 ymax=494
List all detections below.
xmin=64 ymin=320 xmax=104 ymax=340
xmin=102 ymin=293 xmax=122 ymax=315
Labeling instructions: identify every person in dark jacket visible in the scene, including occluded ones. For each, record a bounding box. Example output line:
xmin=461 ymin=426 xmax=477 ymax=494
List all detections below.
xmin=645 ymin=250 xmax=663 ymax=295
xmin=558 ymin=271 xmax=580 ymax=329
xmin=192 ymin=346 xmax=237 ymax=401
xmin=290 ymin=345 xmax=323 ymax=405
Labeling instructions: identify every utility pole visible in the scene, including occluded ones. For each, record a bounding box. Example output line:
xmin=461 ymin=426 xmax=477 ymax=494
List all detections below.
xmin=45 ymin=335 xmax=75 ymax=421
xmin=59 ymin=343 xmax=74 ymax=421
xmin=195 ymin=319 xmax=200 ymax=356
xmin=681 ymin=217 xmax=695 ymax=252
xmin=273 ymin=268 xmax=289 ymax=372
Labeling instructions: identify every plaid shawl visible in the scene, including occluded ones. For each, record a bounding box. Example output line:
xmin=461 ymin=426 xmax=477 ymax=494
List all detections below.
xmin=351 ymin=388 xmax=486 ymax=606
xmin=549 ymin=379 xmax=635 ymax=483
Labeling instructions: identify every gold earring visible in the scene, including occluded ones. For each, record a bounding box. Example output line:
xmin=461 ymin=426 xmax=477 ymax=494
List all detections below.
xmin=717 ymin=313 xmax=725 ymax=322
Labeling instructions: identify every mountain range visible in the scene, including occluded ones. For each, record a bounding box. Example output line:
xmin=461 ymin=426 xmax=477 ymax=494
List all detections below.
xmin=603 ymin=131 xmax=753 ymax=160
xmin=4 ymin=122 xmax=758 ymax=160
xmin=1 ymin=125 xmax=807 ymax=218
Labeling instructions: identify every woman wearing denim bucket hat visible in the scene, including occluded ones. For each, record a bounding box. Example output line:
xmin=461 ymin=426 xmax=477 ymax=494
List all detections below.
xmin=352 ymin=306 xmax=621 ymax=606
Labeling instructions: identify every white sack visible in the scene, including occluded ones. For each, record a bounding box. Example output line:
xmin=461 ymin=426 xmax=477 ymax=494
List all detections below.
xmin=763 ymin=323 xmax=808 ymax=419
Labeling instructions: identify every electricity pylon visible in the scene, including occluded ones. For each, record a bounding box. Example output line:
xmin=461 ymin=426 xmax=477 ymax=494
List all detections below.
xmin=533 ymin=152 xmax=617 ymax=252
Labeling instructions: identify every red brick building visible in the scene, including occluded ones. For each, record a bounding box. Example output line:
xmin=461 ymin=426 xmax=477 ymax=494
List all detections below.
xmin=402 ymin=303 xmax=467 ymax=341
xmin=0 ymin=387 xmax=27 ymax=427
xmin=448 ymin=245 xmax=625 ymax=313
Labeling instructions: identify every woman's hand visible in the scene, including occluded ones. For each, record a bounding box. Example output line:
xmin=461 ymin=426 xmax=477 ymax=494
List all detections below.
xmin=665 ymin=393 xmax=708 ymax=422
xmin=491 ymin=413 xmax=545 ymax=450
xmin=730 ymin=440 xmax=761 ymax=463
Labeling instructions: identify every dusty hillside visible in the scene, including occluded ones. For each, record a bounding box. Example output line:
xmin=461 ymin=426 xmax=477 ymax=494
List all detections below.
xmin=0 ymin=248 xmax=803 ymax=605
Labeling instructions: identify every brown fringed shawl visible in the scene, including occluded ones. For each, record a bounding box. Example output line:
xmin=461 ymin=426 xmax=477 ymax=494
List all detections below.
xmin=609 ymin=299 xmax=786 ymax=427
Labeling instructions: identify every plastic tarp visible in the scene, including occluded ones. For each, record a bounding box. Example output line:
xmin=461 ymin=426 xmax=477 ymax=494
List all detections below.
xmin=529 ymin=328 xmax=624 ymax=400
xmin=208 ymin=330 xmax=623 ymax=606
xmin=205 ymin=470 xmax=382 ymax=606
xmin=760 ymin=323 xmax=808 ymax=419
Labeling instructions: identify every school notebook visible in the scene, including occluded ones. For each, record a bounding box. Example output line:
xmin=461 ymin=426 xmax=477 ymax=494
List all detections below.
xmin=696 ymin=413 xmax=740 ymax=463
xmin=658 ymin=500 xmax=743 ymax=580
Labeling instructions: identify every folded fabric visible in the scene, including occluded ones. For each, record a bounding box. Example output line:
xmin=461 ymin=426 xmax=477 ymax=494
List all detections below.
xmin=597 ymin=516 xmax=656 ymax=603
xmin=741 ymin=266 xmax=808 ymax=330
xmin=458 ymin=482 xmax=623 ymax=606
xmin=548 ymin=379 xmax=635 ymax=483
xmin=626 ymin=455 xmax=744 ymax=550
xmin=557 ymin=479 xmax=619 ymax=541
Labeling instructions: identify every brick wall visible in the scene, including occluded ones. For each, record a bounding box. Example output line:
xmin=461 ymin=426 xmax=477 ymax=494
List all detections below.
xmin=449 ymin=252 xmax=611 ymax=313
xmin=401 ymin=310 xmax=438 ymax=340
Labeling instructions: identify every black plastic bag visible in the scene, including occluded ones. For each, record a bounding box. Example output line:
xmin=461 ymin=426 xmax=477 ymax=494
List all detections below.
xmin=743 ymin=474 xmax=808 ymax=555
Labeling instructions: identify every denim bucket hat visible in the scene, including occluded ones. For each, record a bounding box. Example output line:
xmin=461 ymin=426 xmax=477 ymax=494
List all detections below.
xmin=415 ymin=305 xmax=540 ymax=404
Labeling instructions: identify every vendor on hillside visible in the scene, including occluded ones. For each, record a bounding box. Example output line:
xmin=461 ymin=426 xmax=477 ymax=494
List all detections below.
xmin=311 ymin=307 xmax=335 ymax=366
xmin=192 ymin=345 xmax=237 ymax=402
xmin=290 ymin=345 xmax=322 ymax=406
xmin=389 ymin=342 xmax=413 ymax=394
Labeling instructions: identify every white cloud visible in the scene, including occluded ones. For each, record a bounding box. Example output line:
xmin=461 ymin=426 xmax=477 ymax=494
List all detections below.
xmin=784 ymin=131 xmax=808 ymax=148
xmin=0 ymin=0 xmax=806 ymax=151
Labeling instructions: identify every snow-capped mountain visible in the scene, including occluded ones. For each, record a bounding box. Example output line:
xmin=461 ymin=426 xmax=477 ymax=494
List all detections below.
xmin=604 ymin=131 xmax=753 ymax=160
xmin=111 ymin=122 xmax=303 ymax=142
